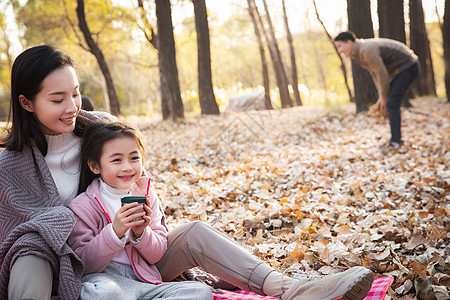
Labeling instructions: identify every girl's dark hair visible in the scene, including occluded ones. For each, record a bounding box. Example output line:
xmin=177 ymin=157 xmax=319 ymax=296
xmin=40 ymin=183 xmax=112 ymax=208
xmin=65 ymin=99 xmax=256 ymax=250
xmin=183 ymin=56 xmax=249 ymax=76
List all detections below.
xmin=334 ymin=31 xmax=357 ymax=42
xmin=78 ymin=121 xmax=146 ymax=194
xmin=0 ymin=45 xmax=77 ymax=155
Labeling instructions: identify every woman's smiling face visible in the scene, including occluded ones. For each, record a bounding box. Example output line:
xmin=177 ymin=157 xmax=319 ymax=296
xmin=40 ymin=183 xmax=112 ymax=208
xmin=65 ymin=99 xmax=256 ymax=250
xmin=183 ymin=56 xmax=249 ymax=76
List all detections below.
xmin=21 ymin=66 xmax=81 ymax=135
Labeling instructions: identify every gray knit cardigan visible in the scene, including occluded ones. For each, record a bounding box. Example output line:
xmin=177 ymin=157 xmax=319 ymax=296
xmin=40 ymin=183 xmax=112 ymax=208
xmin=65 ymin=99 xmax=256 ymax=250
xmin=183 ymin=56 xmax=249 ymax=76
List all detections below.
xmin=0 ymin=110 xmax=112 ymax=299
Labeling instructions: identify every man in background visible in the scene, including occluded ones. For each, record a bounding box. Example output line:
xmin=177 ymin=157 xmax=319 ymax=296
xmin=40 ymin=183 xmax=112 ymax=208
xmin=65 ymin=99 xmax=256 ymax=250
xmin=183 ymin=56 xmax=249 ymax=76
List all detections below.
xmin=334 ymin=31 xmax=419 ymax=149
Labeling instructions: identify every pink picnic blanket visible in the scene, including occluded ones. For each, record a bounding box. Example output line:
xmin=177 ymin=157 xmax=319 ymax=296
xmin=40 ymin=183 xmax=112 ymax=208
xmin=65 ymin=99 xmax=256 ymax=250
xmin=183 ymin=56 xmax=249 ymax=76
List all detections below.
xmin=212 ymin=276 xmax=394 ymax=300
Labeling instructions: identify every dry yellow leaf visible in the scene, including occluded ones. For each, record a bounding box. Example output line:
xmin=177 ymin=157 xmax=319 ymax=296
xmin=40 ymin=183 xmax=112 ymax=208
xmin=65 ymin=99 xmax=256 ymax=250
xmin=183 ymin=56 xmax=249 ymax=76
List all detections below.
xmin=334 ymin=224 xmax=352 ymax=235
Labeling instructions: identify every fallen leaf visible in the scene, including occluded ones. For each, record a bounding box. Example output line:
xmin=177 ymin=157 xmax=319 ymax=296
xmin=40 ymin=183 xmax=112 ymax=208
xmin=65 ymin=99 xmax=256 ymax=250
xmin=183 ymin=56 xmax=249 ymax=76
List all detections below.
xmin=404 ymin=233 xmax=428 ymax=250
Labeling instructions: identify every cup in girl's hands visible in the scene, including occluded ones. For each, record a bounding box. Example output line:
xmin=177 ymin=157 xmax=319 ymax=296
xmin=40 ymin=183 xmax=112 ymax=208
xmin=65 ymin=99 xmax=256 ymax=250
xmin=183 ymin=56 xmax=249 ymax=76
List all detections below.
xmin=121 ymin=196 xmax=147 ymax=222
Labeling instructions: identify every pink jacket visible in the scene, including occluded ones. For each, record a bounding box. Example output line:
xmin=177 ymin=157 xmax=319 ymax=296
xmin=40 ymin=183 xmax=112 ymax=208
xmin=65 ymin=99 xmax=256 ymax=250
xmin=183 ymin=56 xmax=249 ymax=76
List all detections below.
xmin=67 ymin=177 xmax=167 ymax=284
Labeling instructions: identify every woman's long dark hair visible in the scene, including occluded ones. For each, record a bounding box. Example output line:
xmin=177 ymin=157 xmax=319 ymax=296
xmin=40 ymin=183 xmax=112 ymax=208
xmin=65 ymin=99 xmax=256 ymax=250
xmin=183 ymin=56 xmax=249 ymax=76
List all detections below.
xmin=0 ymin=45 xmax=79 ymax=155
xmin=78 ymin=121 xmax=146 ymax=194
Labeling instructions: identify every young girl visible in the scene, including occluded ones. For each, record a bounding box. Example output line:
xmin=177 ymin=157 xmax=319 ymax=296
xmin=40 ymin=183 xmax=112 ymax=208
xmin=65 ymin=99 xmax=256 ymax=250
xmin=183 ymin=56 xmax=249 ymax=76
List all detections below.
xmin=0 ymin=44 xmax=373 ymax=300
xmin=67 ymin=121 xmax=212 ymax=299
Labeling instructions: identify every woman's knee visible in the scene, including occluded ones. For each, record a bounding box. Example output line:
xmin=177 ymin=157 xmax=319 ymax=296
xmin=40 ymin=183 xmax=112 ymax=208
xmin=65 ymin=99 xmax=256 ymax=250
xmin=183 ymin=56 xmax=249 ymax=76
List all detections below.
xmin=9 ymin=255 xmax=53 ymax=300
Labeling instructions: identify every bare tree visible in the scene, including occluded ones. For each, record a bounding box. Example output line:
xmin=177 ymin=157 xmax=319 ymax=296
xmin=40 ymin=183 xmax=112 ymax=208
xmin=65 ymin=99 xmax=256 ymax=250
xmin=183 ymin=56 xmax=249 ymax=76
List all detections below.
xmin=247 ymin=0 xmax=273 ymax=109
xmin=281 ymin=0 xmax=302 ymax=106
xmin=378 ymin=0 xmax=406 ymax=42
xmin=410 ymin=0 xmax=437 ymax=96
xmin=76 ymin=0 xmax=121 ymax=115
xmin=262 ymin=0 xmax=292 ymax=108
xmin=156 ymin=0 xmax=184 ymax=120
xmin=347 ymin=0 xmax=378 ymax=112
xmin=312 ymin=0 xmax=352 ymax=102
xmin=253 ymin=0 xmax=284 ymax=109
xmin=444 ymin=0 xmax=450 ymax=102
xmin=137 ymin=0 xmax=184 ymax=119
xmin=256 ymin=0 xmax=292 ymax=108
xmin=192 ymin=0 xmax=220 ymax=115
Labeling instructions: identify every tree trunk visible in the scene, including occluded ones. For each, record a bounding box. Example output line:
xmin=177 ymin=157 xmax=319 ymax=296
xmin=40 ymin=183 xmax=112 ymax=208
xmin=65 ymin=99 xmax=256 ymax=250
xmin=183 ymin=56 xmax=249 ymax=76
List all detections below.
xmin=160 ymin=83 xmax=171 ymax=119
xmin=261 ymin=0 xmax=292 ymax=108
xmin=76 ymin=0 xmax=121 ymax=115
xmin=253 ymin=1 xmax=288 ymax=108
xmin=313 ymin=0 xmax=352 ymax=102
xmin=247 ymin=0 xmax=273 ymax=109
xmin=192 ymin=0 xmax=220 ymax=115
xmin=347 ymin=0 xmax=378 ymax=112
xmin=444 ymin=0 xmax=450 ymax=102
xmin=281 ymin=0 xmax=302 ymax=106
xmin=136 ymin=0 xmax=172 ymax=119
xmin=156 ymin=0 xmax=184 ymax=120
xmin=377 ymin=0 xmax=413 ymax=107
xmin=378 ymin=0 xmax=406 ymax=42
xmin=410 ymin=0 xmax=437 ymax=96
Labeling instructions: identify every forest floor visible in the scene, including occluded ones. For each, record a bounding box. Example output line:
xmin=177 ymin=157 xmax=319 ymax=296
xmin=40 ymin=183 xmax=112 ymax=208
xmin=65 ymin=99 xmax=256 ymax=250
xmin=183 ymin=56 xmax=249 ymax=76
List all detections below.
xmin=137 ymin=97 xmax=449 ymax=300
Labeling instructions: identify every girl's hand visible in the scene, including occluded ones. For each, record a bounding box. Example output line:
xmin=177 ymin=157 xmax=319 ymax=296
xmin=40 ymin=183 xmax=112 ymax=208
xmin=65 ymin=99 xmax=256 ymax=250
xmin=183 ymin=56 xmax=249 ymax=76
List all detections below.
xmin=131 ymin=202 xmax=152 ymax=239
xmin=112 ymin=202 xmax=146 ymax=239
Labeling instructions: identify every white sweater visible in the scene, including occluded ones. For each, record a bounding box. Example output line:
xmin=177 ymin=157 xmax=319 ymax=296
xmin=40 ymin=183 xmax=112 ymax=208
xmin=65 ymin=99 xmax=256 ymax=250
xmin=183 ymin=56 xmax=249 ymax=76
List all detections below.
xmin=45 ymin=133 xmax=82 ymax=206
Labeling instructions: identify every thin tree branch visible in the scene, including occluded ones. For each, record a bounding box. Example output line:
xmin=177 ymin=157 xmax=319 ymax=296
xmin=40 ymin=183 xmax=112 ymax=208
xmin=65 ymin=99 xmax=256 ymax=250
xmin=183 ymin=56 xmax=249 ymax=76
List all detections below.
xmin=62 ymin=0 xmax=90 ymax=52
xmin=137 ymin=0 xmax=157 ymax=49
xmin=312 ymin=0 xmax=353 ymax=102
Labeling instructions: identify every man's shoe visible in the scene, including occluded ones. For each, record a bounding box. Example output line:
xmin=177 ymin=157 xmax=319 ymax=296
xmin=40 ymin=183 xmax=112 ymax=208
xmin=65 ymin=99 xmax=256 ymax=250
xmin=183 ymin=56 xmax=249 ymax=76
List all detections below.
xmin=388 ymin=141 xmax=402 ymax=148
xmin=380 ymin=141 xmax=406 ymax=155
xmin=281 ymin=266 xmax=374 ymax=300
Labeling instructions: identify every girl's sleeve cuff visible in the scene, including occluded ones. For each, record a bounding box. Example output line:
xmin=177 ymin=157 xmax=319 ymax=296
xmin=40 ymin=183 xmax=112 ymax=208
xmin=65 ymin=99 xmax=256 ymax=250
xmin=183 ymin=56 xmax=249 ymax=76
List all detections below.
xmin=105 ymin=223 xmax=126 ymax=245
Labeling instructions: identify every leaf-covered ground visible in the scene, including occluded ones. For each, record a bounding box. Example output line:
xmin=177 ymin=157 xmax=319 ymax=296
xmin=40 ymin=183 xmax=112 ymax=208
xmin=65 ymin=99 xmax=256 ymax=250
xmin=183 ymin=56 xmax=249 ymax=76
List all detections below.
xmin=137 ymin=97 xmax=449 ymax=300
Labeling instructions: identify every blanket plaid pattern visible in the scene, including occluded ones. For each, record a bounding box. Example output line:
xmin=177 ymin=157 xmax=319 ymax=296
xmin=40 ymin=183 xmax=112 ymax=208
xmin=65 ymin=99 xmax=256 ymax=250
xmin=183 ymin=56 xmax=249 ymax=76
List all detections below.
xmin=364 ymin=276 xmax=394 ymax=300
xmin=212 ymin=276 xmax=394 ymax=300
xmin=213 ymin=290 xmax=276 ymax=300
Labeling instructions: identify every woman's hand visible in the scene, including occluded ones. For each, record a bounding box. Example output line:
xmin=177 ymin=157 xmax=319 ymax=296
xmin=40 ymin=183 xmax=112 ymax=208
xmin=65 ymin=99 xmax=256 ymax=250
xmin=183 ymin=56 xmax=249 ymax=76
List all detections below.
xmin=112 ymin=202 xmax=146 ymax=239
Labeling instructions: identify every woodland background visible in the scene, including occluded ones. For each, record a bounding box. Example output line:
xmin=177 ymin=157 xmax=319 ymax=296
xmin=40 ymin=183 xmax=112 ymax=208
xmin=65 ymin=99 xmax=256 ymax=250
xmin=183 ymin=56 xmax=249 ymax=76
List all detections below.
xmin=0 ymin=0 xmax=449 ymax=119
xmin=0 ymin=0 xmax=449 ymax=299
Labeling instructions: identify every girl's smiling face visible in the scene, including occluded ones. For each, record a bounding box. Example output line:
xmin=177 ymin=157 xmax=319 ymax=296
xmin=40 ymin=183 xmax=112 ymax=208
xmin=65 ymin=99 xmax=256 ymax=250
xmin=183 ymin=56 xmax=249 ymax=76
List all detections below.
xmin=89 ymin=136 xmax=143 ymax=190
xmin=20 ymin=66 xmax=81 ymax=135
